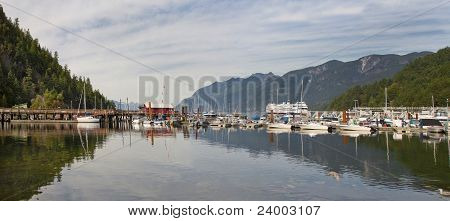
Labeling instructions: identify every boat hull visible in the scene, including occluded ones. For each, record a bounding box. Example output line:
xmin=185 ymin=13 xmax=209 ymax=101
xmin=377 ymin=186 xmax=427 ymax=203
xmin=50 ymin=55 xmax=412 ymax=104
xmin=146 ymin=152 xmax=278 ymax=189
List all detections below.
xmin=301 ymin=124 xmax=328 ymax=130
xmin=77 ymin=117 xmax=100 ymax=123
xmin=268 ymin=123 xmax=292 ymax=129
xmin=339 ymin=125 xmax=372 ymax=132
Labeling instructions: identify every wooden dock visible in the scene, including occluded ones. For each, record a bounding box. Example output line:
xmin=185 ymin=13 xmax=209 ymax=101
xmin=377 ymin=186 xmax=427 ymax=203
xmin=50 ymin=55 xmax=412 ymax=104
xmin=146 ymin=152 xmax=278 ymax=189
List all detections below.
xmin=0 ymin=108 xmax=146 ymax=124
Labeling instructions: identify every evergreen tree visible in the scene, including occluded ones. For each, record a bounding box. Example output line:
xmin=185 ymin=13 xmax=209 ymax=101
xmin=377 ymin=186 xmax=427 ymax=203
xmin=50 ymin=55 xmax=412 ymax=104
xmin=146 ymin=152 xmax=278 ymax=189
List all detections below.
xmin=328 ymin=48 xmax=450 ymax=110
xmin=0 ymin=4 xmax=115 ymax=109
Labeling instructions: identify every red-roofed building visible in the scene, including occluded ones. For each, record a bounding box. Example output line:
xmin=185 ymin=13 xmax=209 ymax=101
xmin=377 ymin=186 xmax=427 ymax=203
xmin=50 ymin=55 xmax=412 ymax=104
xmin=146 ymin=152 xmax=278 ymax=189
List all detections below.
xmin=142 ymin=102 xmax=175 ymax=116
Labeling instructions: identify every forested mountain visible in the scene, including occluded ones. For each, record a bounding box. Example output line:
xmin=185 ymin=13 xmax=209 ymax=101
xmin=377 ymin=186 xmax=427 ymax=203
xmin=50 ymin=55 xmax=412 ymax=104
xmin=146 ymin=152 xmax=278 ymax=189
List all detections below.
xmin=328 ymin=47 xmax=450 ymax=110
xmin=177 ymin=51 xmax=430 ymax=113
xmin=0 ymin=5 xmax=114 ymax=109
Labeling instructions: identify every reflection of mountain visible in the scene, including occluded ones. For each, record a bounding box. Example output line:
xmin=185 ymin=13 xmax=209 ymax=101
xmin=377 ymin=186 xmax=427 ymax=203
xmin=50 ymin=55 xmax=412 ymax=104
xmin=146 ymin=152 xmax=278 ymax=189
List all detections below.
xmin=0 ymin=124 xmax=109 ymax=200
xmin=196 ymin=128 xmax=450 ymax=192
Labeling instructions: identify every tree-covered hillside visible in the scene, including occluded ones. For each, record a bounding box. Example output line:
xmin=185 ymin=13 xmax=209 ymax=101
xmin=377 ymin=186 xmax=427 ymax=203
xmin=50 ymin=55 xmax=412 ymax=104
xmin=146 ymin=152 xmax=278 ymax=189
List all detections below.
xmin=0 ymin=5 xmax=114 ymax=109
xmin=328 ymin=47 xmax=450 ymax=110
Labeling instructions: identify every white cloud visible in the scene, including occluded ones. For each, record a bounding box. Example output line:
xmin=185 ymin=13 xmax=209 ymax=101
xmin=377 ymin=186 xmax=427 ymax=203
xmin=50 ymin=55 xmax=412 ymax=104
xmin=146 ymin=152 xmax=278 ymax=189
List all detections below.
xmin=1 ymin=0 xmax=449 ymax=104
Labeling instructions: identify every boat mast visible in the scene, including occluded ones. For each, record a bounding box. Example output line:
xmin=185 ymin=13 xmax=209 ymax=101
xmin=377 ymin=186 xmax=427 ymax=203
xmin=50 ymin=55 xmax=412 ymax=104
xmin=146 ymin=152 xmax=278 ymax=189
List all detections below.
xmin=276 ymin=86 xmax=279 ymax=104
xmin=384 ymin=87 xmax=388 ymax=116
xmin=300 ymin=79 xmax=304 ymax=102
xmin=83 ymin=80 xmax=87 ymax=115
xmin=432 ymin=95 xmax=435 ymax=117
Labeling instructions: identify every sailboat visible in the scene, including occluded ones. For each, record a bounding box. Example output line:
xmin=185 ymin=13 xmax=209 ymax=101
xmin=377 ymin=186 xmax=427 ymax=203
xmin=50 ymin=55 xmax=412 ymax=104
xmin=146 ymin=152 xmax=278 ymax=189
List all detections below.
xmin=77 ymin=81 xmax=100 ymax=123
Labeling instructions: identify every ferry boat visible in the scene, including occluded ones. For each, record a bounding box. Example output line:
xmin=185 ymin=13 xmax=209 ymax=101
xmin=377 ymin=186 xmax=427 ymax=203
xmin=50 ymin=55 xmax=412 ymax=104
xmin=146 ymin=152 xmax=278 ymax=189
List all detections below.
xmin=266 ymin=101 xmax=309 ymax=115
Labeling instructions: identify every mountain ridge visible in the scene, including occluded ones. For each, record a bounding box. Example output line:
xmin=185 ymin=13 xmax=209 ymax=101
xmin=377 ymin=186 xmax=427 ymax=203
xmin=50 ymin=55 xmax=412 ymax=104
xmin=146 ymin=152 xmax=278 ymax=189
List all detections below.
xmin=328 ymin=47 xmax=450 ymax=109
xmin=177 ymin=51 xmax=432 ymax=112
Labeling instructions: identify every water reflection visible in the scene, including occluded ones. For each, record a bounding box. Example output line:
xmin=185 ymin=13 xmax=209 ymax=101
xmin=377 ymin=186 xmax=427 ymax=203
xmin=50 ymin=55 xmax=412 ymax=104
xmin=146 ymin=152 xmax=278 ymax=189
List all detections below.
xmin=194 ymin=128 xmax=450 ymax=196
xmin=0 ymin=123 xmax=449 ymax=200
xmin=0 ymin=123 xmax=109 ymax=200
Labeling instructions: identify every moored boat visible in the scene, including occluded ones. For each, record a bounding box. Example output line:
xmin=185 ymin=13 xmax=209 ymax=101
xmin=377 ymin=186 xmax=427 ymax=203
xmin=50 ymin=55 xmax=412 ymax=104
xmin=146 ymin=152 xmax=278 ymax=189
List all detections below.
xmin=267 ymin=123 xmax=292 ymax=130
xmin=300 ymin=122 xmax=329 ymax=130
xmin=339 ymin=124 xmax=372 ymax=132
xmin=77 ymin=116 xmax=100 ymax=123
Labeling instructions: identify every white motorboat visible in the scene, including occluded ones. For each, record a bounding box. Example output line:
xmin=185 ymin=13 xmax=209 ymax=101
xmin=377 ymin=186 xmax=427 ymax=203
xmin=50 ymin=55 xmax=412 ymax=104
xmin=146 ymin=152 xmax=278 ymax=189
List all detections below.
xmin=420 ymin=119 xmax=445 ymax=133
xmin=76 ymin=122 xmax=100 ymax=129
xmin=209 ymin=120 xmax=223 ymax=127
xmin=300 ymin=122 xmax=329 ymax=130
xmin=132 ymin=118 xmax=144 ymax=124
xmin=152 ymin=120 xmax=165 ymax=127
xmin=267 ymin=123 xmax=292 ymax=130
xmin=77 ymin=116 xmax=100 ymax=123
xmin=339 ymin=124 xmax=372 ymax=132
xmin=427 ymin=126 xmax=445 ymax=133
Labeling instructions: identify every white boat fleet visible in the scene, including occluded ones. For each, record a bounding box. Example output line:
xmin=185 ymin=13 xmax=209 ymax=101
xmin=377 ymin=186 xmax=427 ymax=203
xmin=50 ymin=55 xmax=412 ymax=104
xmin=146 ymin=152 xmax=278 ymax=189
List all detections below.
xmin=128 ymin=99 xmax=448 ymax=135
xmin=75 ymin=86 xmax=448 ymax=135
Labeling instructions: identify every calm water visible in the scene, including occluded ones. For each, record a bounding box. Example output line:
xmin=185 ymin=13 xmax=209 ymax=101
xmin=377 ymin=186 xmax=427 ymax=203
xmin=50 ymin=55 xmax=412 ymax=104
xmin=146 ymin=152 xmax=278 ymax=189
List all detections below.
xmin=0 ymin=123 xmax=449 ymax=201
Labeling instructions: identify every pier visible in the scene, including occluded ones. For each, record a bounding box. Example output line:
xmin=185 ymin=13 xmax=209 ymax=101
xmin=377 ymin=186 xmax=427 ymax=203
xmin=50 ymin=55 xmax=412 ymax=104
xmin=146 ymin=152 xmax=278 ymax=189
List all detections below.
xmin=0 ymin=108 xmax=147 ymax=124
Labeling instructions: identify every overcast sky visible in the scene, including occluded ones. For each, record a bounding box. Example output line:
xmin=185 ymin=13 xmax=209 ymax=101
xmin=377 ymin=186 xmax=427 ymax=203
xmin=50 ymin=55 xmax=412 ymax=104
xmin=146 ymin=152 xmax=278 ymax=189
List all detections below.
xmin=1 ymin=0 xmax=449 ymax=104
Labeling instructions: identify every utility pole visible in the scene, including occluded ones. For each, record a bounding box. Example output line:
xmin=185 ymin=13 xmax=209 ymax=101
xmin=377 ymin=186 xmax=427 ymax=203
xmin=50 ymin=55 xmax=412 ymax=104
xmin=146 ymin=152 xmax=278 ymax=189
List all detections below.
xmin=432 ymin=95 xmax=435 ymax=117
xmin=384 ymin=87 xmax=388 ymax=118
xmin=384 ymin=87 xmax=387 ymax=112
xmin=300 ymin=79 xmax=304 ymax=102
xmin=446 ymin=98 xmax=449 ymax=132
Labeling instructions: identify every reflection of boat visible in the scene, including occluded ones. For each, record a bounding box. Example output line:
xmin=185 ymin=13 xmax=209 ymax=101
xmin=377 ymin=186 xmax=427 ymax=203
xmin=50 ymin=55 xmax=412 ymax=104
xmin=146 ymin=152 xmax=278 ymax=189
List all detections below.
xmin=339 ymin=130 xmax=371 ymax=137
xmin=439 ymin=189 xmax=450 ymax=196
xmin=145 ymin=127 xmax=175 ymax=137
xmin=76 ymin=123 xmax=100 ymax=130
xmin=132 ymin=117 xmax=144 ymax=124
xmin=339 ymin=124 xmax=372 ymax=132
xmin=266 ymin=128 xmax=291 ymax=134
xmin=268 ymin=123 xmax=292 ymax=129
xmin=295 ymin=129 xmax=329 ymax=137
xmin=132 ymin=124 xmax=141 ymax=130
xmin=393 ymin=133 xmax=403 ymax=140
xmin=422 ymin=132 xmax=445 ymax=143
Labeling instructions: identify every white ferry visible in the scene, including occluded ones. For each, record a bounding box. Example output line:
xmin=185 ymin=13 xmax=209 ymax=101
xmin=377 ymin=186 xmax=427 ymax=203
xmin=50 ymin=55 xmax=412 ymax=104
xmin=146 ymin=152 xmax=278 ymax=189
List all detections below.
xmin=266 ymin=101 xmax=309 ymax=115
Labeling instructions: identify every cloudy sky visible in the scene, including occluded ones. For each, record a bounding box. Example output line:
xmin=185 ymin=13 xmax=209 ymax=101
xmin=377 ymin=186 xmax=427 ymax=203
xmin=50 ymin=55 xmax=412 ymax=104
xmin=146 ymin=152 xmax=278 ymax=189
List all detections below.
xmin=1 ymin=0 xmax=449 ymax=104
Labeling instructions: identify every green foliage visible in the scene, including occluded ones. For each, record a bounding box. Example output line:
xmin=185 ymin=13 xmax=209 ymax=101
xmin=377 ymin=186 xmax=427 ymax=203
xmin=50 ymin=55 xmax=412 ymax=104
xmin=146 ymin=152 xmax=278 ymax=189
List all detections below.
xmin=0 ymin=5 xmax=115 ymax=109
xmin=30 ymin=89 xmax=64 ymax=109
xmin=328 ymin=47 xmax=450 ymax=110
